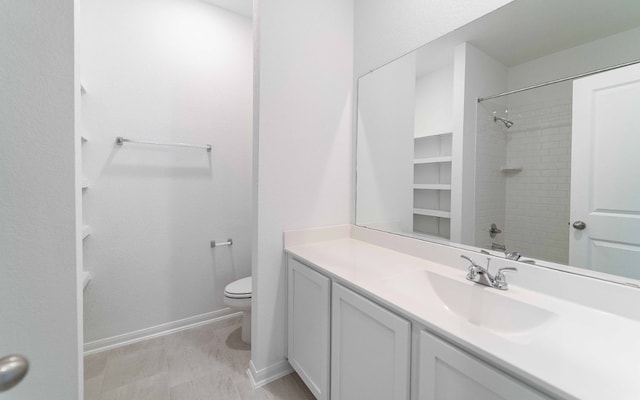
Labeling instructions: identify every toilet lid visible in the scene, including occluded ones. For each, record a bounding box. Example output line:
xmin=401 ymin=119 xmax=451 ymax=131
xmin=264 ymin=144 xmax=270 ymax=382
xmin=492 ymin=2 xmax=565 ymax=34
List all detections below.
xmin=225 ymin=276 xmax=252 ymax=298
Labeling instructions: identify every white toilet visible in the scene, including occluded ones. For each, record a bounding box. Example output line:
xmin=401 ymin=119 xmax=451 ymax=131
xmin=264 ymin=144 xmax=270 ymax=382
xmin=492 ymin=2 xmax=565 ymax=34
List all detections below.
xmin=224 ymin=276 xmax=252 ymax=344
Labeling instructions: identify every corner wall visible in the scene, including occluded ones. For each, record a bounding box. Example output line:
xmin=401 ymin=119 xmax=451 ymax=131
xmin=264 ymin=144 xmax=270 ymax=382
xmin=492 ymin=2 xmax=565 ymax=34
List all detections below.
xmin=0 ymin=1 xmax=80 ymax=398
xmin=252 ymin=0 xmax=353 ymax=384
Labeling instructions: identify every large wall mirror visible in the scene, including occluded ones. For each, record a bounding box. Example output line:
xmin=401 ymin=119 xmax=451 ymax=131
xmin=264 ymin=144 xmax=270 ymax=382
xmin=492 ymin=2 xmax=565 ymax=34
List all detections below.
xmin=356 ymin=0 xmax=640 ymax=285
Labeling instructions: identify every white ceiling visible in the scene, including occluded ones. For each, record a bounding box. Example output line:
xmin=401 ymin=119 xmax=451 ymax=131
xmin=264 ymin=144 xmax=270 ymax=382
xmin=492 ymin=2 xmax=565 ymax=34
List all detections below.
xmin=415 ymin=0 xmax=640 ymax=77
xmin=200 ymin=0 xmax=252 ymax=18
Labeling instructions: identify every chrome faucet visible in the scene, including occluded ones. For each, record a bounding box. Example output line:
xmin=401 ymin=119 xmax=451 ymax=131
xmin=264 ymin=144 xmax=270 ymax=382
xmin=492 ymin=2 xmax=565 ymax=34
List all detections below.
xmin=460 ymin=255 xmax=517 ymax=290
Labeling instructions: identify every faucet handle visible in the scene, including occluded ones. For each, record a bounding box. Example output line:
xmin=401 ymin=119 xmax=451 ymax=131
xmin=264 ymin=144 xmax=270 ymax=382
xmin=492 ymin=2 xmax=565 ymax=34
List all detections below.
xmin=494 ymin=267 xmax=518 ymax=290
xmin=461 ymin=255 xmax=480 ymax=279
xmin=460 ymin=255 xmax=476 ymax=266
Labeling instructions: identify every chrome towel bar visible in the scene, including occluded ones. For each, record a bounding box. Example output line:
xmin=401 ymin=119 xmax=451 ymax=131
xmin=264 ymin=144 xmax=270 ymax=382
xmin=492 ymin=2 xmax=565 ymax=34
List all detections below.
xmin=211 ymin=238 xmax=233 ymax=248
xmin=116 ymin=136 xmax=212 ymax=152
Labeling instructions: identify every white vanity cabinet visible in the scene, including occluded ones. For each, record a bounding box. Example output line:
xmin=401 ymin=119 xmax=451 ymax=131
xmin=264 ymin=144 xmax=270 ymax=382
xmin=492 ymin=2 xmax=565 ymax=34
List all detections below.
xmin=331 ymin=283 xmax=411 ymax=400
xmin=418 ymin=331 xmax=551 ymax=400
xmin=287 ymin=258 xmax=331 ymax=400
xmin=287 ymin=256 xmax=551 ymax=400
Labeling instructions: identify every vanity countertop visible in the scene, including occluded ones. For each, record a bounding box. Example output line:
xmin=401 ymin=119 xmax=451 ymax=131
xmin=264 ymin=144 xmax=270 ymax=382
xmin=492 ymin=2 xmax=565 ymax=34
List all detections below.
xmin=285 ymin=232 xmax=640 ymax=400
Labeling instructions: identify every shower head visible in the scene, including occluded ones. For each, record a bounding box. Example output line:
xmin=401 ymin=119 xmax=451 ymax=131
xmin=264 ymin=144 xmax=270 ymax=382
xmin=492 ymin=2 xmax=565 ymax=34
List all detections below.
xmin=494 ymin=116 xmax=514 ymax=129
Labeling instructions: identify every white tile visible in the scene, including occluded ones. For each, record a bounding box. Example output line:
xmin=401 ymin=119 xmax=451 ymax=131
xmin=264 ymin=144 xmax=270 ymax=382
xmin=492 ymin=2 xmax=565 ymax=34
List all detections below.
xmin=100 ymin=373 xmax=170 ymax=400
xmin=85 ymin=318 xmax=314 ymax=400
xmin=85 ymin=374 xmax=104 ymax=400
xmin=102 ymin=347 xmax=168 ymax=392
xmin=166 ymin=336 xmax=233 ymax=387
xmin=170 ymin=372 xmax=240 ymax=400
xmin=85 ymin=352 xmax=108 ymax=380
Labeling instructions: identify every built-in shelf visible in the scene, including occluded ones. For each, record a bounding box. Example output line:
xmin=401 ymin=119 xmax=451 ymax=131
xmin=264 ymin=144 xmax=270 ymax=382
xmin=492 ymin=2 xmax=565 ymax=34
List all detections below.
xmin=414 ymin=156 xmax=453 ymax=165
xmin=413 ymin=230 xmax=450 ymax=241
xmin=500 ymin=166 xmax=523 ymax=173
xmin=80 ymin=91 xmax=90 ymax=290
xmin=413 ymin=69 xmax=454 ymax=239
xmin=80 ymin=271 xmax=92 ymax=291
xmin=413 ymin=208 xmax=451 ymax=219
xmin=413 ymin=184 xmax=451 ymax=190
xmin=82 ymin=225 xmax=91 ymax=240
xmin=414 ymin=131 xmax=452 ymax=139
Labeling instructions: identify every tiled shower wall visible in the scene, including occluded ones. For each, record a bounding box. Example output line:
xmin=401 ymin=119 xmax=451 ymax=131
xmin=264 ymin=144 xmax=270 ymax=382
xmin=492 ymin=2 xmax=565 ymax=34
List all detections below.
xmin=503 ymin=97 xmax=572 ymax=264
xmin=475 ymin=95 xmax=572 ymax=264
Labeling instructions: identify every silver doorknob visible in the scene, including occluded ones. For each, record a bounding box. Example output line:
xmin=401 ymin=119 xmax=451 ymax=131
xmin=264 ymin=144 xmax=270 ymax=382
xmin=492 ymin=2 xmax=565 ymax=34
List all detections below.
xmin=0 ymin=355 xmax=29 ymax=392
xmin=572 ymin=221 xmax=587 ymax=230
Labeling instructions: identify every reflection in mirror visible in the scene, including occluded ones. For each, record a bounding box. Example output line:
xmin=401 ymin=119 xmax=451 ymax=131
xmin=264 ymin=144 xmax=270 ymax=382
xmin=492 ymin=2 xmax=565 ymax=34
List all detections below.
xmin=355 ymin=0 xmax=640 ymax=284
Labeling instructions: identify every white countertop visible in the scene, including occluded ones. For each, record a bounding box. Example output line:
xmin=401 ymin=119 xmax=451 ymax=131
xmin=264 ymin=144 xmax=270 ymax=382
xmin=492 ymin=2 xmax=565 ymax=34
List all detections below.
xmin=285 ymin=235 xmax=640 ymax=400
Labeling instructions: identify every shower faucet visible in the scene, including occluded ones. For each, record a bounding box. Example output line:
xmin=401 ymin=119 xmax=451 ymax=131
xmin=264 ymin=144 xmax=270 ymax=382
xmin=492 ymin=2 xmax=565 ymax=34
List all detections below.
xmin=494 ymin=116 xmax=515 ymax=129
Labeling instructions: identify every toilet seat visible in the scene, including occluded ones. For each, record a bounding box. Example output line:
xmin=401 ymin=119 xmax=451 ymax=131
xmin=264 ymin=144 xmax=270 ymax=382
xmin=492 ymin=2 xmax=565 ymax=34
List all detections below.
xmin=224 ymin=276 xmax=252 ymax=299
xmin=223 ymin=276 xmax=252 ymax=344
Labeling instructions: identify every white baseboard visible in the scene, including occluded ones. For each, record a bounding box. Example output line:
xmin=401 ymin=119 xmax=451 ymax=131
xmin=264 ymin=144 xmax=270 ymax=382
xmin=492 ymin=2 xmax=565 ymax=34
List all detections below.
xmin=247 ymin=358 xmax=293 ymax=389
xmin=84 ymin=308 xmax=240 ymax=355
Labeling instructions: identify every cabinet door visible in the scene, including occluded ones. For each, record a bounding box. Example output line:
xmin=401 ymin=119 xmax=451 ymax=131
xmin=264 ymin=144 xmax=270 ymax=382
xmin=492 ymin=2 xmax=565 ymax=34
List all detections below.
xmin=419 ymin=331 xmax=551 ymax=400
xmin=332 ymin=283 xmax=411 ymax=400
xmin=288 ymin=258 xmax=331 ymax=400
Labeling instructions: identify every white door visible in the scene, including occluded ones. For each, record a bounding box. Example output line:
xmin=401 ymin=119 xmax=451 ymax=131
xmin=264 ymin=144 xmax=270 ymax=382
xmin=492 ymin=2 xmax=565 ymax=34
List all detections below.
xmin=570 ymin=63 xmax=640 ymax=279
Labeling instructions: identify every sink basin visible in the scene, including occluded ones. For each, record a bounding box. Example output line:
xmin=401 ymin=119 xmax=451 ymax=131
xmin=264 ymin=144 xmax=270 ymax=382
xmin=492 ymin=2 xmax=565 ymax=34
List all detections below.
xmin=378 ymin=269 xmax=556 ymax=338
xmin=425 ymin=271 xmax=556 ymax=335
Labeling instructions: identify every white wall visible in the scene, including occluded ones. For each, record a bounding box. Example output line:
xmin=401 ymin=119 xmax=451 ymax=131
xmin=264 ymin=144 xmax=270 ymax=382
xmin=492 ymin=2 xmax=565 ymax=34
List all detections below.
xmin=0 ymin=0 xmax=81 ymax=398
xmin=354 ymin=0 xmax=514 ymax=77
xmin=452 ymin=42 xmax=507 ymax=245
xmin=252 ymin=0 xmax=353 ymax=383
xmin=357 ymin=55 xmax=416 ymax=232
xmin=461 ymin=46 xmax=509 ymax=251
xmin=80 ymin=0 xmax=253 ymax=345
xmin=414 ymin=66 xmax=453 ymax=136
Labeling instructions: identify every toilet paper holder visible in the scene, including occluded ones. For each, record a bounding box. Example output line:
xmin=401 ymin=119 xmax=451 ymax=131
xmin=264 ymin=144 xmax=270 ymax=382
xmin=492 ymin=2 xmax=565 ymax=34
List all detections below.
xmin=211 ymin=238 xmax=233 ymax=248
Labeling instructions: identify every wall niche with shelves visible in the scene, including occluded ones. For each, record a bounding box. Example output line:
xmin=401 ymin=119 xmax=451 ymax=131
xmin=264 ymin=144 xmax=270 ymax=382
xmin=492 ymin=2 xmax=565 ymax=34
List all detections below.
xmin=412 ymin=62 xmax=454 ymax=240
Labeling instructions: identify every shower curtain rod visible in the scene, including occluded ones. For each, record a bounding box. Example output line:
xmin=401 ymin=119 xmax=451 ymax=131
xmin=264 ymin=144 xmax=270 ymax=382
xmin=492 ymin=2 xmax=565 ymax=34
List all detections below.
xmin=477 ymin=59 xmax=640 ymax=102
xmin=116 ymin=136 xmax=212 ymax=152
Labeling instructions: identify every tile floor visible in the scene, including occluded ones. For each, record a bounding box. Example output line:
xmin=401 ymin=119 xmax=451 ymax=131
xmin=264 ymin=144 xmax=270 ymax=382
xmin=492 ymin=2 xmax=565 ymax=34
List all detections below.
xmin=84 ymin=315 xmax=315 ymax=400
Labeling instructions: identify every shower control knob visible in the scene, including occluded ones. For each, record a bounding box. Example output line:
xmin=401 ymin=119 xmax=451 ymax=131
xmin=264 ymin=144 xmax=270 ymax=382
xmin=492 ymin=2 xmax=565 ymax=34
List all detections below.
xmin=489 ymin=223 xmax=502 ymax=238
xmin=572 ymin=221 xmax=587 ymax=230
